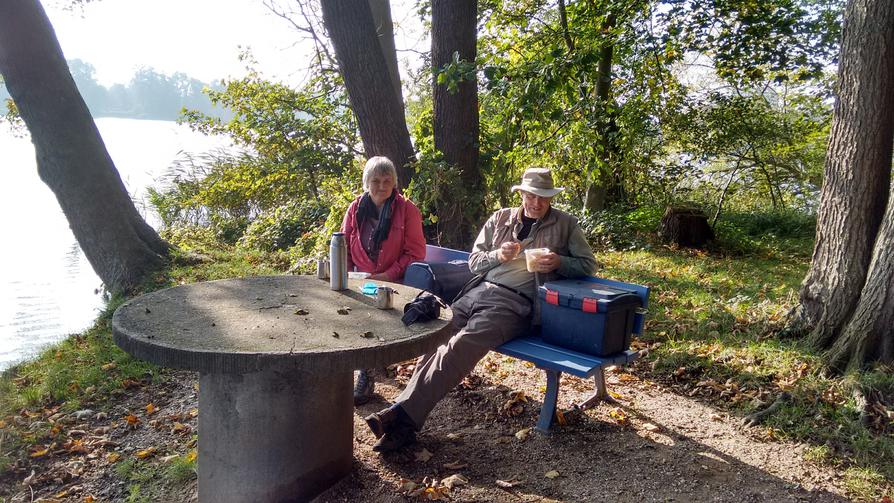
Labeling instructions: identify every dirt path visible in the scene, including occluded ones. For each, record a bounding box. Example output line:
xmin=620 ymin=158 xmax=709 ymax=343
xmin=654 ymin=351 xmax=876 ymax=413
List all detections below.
xmin=2 ymin=355 xmax=851 ymax=502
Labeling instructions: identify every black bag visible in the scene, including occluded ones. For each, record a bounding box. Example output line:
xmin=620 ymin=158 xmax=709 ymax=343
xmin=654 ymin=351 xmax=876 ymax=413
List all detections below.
xmin=401 ymin=292 xmax=447 ymax=326
xmin=403 ymin=260 xmax=476 ymax=305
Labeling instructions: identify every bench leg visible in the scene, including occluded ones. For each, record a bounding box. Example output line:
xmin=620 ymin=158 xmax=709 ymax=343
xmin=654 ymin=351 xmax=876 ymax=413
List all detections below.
xmin=535 ymin=369 xmax=561 ymax=434
xmin=576 ymin=368 xmax=619 ymax=411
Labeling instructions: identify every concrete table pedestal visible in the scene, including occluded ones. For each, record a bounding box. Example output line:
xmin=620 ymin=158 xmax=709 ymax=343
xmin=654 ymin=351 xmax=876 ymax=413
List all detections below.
xmin=112 ymin=275 xmax=454 ymax=502
xmin=199 ymin=367 xmax=352 ymax=502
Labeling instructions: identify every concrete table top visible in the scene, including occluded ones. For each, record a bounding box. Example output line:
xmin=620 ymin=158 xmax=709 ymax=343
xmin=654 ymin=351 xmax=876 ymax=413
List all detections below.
xmin=112 ymin=275 xmax=455 ymax=374
xmin=111 ymin=275 xmax=457 ymax=503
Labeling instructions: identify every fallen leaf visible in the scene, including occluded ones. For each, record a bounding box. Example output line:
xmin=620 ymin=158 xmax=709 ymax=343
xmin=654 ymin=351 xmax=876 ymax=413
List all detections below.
xmin=442 ymin=473 xmax=468 ymax=489
xmin=84 ymin=496 xmax=97 ymax=503
xmin=294 ymin=309 xmax=309 ymax=315
xmin=106 ymin=452 xmax=121 ymax=463
xmin=555 ymin=409 xmax=567 ymax=426
xmin=125 ymin=414 xmax=140 ymax=428
xmin=496 ymin=478 xmax=523 ymax=488
xmin=445 ymin=433 xmax=462 ymax=441
xmin=710 ymin=414 xmax=723 ymax=422
xmin=608 ymin=407 xmax=629 ymax=426
xmin=135 ymin=447 xmax=156 ymax=459
xmin=161 ymin=454 xmax=179 ymax=463
xmin=186 ymin=450 xmax=197 ymax=462
xmin=544 ymin=470 xmax=560 ymax=479
xmin=145 ymin=403 xmax=157 ymax=415
xmin=337 ymin=307 xmax=351 ymax=315
xmin=643 ymin=422 xmax=661 ymax=432
xmin=30 ymin=448 xmax=49 ymax=458
xmin=514 ymin=427 xmax=532 ymax=441
xmin=443 ymin=461 xmax=467 ymax=470
xmin=172 ymin=422 xmax=190 ymax=433
xmin=361 ymin=331 xmax=374 ymax=338
xmin=414 ymin=448 xmax=433 ymax=462
xmin=101 ymin=363 xmax=117 ymax=371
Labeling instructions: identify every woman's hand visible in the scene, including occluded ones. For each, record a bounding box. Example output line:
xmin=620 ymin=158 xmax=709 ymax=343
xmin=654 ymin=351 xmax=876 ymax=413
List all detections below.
xmin=369 ymin=272 xmax=390 ymax=281
xmin=498 ymin=241 xmax=522 ymax=262
xmin=534 ymin=252 xmax=561 ymax=273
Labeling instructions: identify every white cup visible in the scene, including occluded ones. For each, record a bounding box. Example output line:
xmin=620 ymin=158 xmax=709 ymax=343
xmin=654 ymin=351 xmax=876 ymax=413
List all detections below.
xmin=524 ymin=248 xmax=550 ymax=272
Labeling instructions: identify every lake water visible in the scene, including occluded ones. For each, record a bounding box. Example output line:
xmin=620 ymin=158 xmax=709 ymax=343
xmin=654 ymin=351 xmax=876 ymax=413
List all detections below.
xmin=0 ymin=118 xmax=230 ymax=371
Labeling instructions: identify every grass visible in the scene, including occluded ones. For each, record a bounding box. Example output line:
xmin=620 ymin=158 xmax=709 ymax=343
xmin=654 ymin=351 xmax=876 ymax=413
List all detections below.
xmin=1 ymin=212 xmax=893 ymax=500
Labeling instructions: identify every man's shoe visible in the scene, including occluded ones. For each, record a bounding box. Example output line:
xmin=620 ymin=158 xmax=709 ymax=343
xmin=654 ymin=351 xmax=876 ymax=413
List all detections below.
xmin=353 ymin=369 xmax=375 ymax=406
xmin=372 ymin=424 xmax=417 ymax=452
xmin=364 ymin=407 xmax=398 ymax=438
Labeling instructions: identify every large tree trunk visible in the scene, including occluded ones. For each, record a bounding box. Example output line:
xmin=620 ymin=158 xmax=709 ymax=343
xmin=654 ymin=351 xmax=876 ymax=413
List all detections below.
xmin=791 ymin=0 xmax=894 ymax=352
xmin=321 ymin=0 xmax=415 ymax=189
xmin=431 ymin=0 xmax=481 ymax=248
xmin=0 ymin=0 xmax=169 ymax=293
xmin=827 ymin=198 xmax=894 ymax=371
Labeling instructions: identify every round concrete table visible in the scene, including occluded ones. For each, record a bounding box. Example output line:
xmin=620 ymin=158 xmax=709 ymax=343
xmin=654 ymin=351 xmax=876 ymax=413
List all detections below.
xmin=112 ymin=275 xmax=455 ymax=502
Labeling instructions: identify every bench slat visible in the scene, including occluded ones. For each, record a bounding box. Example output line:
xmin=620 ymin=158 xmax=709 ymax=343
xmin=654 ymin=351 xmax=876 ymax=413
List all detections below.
xmin=497 ymin=336 xmax=638 ymax=378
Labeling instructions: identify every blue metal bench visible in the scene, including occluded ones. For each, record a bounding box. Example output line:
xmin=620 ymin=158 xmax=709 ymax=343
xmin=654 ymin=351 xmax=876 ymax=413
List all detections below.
xmin=411 ymin=244 xmax=650 ymax=433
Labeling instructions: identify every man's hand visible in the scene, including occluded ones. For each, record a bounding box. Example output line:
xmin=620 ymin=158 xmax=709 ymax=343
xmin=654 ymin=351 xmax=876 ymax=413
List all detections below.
xmin=534 ymin=252 xmax=561 ymax=273
xmin=498 ymin=241 xmax=522 ymax=263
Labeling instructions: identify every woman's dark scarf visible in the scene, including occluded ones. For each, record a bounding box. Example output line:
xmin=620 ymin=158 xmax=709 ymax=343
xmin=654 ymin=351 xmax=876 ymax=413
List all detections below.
xmin=357 ymin=190 xmax=396 ymax=253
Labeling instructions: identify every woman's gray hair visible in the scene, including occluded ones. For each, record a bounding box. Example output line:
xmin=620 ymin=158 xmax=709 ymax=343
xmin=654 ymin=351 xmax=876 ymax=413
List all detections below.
xmin=362 ymin=156 xmax=398 ymax=190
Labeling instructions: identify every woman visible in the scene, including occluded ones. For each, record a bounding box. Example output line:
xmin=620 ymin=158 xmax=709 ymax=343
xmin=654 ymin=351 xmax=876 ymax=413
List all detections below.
xmin=341 ymin=156 xmax=426 ymax=404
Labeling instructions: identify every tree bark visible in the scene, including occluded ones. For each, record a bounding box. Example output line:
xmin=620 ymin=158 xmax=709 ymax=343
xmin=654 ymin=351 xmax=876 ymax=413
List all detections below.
xmin=431 ymin=0 xmax=481 ymax=248
xmin=368 ymin=0 xmax=402 ymax=106
xmin=321 ymin=0 xmax=415 ymax=189
xmin=792 ymin=0 xmax=894 ymax=349
xmin=584 ymin=13 xmax=618 ymax=213
xmin=827 ymin=198 xmax=894 ymax=371
xmin=0 ymin=0 xmax=169 ymax=293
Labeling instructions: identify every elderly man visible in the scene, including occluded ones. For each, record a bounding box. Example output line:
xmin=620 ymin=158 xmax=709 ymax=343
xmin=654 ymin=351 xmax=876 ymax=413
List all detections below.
xmin=366 ymin=168 xmax=597 ymax=452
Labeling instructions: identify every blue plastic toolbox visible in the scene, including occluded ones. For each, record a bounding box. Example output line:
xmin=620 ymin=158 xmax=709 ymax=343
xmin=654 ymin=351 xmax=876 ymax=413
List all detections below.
xmin=538 ymin=279 xmax=642 ymax=356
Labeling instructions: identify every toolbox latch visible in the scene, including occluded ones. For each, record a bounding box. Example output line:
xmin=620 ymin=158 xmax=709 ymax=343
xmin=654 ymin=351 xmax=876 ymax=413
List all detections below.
xmin=545 ymin=289 xmax=559 ymax=305
xmin=582 ymin=297 xmax=599 ymax=313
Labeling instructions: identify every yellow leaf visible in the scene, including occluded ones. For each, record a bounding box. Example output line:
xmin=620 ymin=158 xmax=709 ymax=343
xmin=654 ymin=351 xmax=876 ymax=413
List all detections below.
xmin=125 ymin=414 xmax=140 ymax=426
xmin=186 ymin=450 xmax=197 ymax=463
xmin=0 ymin=419 xmax=7 ymax=428
xmin=101 ymin=362 xmax=117 ymax=371
xmin=514 ymin=427 xmax=531 ymax=441
xmin=84 ymin=496 xmax=97 ymax=503
xmin=544 ymin=470 xmax=560 ymax=479
xmin=106 ymin=452 xmax=121 ymax=463
xmin=135 ymin=447 xmax=156 ymax=459
xmin=30 ymin=448 xmax=49 ymax=458
xmin=145 ymin=403 xmax=157 ymax=415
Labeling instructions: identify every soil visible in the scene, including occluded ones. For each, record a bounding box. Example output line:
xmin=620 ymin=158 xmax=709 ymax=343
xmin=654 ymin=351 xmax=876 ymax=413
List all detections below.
xmin=1 ymin=354 xmax=852 ymax=502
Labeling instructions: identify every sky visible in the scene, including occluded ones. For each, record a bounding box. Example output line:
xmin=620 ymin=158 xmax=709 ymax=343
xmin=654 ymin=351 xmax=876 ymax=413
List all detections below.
xmin=45 ymin=0 xmax=426 ymax=88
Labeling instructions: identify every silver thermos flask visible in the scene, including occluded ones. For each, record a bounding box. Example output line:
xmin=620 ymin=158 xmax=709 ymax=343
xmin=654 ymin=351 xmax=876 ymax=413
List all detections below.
xmin=329 ymin=232 xmax=348 ymax=290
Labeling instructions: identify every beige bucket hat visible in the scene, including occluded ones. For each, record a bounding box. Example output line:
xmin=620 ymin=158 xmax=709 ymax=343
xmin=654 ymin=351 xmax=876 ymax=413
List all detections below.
xmin=511 ymin=168 xmax=564 ymax=197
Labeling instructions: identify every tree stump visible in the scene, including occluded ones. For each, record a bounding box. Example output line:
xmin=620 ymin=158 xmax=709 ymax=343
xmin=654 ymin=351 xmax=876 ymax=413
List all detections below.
xmin=658 ymin=207 xmax=714 ymax=248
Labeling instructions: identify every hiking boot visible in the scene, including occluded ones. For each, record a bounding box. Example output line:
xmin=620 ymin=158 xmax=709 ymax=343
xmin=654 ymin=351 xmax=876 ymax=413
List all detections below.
xmin=365 ymin=404 xmax=416 ymax=439
xmin=364 ymin=407 xmax=399 ymax=438
xmin=353 ymin=369 xmax=375 ymax=406
xmin=372 ymin=423 xmax=417 ymax=452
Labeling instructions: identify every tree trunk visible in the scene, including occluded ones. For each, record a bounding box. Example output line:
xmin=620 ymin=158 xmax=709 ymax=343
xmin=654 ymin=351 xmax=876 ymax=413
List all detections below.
xmin=431 ymin=0 xmax=481 ymax=248
xmin=368 ymin=0 xmax=402 ymax=106
xmin=0 ymin=0 xmax=169 ymax=294
xmin=827 ymin=198 xmax=894 ymax=371
xmin=584 ymin=13 xmax=619 ymax=213
xmin=321 ymin=0 xmax=415 ymax=189
xmin=791 ymin=0 xmax=894 ymax=350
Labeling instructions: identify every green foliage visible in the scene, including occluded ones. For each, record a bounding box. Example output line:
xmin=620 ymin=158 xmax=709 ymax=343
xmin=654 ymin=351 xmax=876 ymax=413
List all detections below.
xmin=166 ymin=453 xmax=198 ymax=483
xmin=150 ymin=67 xmax=359 ymax=253
xmin=240 ymin=199 xmax=330 ymax=253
